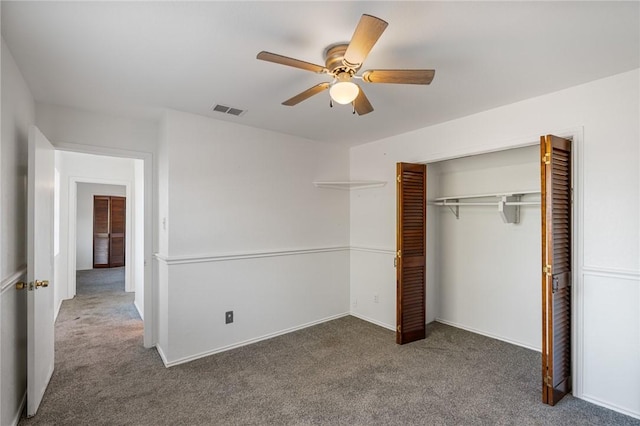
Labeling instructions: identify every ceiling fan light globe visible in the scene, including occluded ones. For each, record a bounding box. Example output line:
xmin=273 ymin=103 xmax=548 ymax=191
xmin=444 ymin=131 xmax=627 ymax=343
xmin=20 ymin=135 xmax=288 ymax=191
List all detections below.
xmin=330 ymin=81 xmax=359 ymax=104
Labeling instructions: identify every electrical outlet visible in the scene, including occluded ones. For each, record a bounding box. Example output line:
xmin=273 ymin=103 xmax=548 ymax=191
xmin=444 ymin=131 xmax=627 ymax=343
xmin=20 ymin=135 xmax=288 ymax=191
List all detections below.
xmin=225 ymin=311 xmax=233 ymax=324
xmin=374 ymin=293 xmax=379 ymax=303
xmin=352 ymin=298 xmax=358 ymax=307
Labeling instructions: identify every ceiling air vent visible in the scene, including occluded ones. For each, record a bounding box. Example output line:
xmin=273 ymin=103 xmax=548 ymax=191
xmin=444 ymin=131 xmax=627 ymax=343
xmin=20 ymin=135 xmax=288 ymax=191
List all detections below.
xmin=211 ymin=103 xmax=247 ymax=117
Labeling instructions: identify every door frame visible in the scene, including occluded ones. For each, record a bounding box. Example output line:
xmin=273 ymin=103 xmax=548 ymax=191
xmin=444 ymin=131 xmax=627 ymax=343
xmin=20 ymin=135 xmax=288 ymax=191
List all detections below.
xmin=419 ymin=126 xmax=583 ymax=400
xmin=70 ymin=179 xmax=131 ymax=289
xmin=55 ymin=142 xmax=155 ymax=349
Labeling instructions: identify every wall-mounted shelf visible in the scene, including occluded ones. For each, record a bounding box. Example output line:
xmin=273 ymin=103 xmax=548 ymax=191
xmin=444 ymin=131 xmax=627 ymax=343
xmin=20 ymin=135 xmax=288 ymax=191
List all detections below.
xmin=431 ymin=190 xmax=540 ymax=224
xmin=313 ymin=180 xmax=387 ymax=190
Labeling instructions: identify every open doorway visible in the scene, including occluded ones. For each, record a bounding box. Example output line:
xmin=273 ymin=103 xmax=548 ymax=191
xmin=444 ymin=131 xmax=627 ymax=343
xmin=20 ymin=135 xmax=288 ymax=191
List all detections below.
xmin=76 ymin=186 xmax=127 ymax=270
xmin=54 ymin=150 xmax=146 ymax=331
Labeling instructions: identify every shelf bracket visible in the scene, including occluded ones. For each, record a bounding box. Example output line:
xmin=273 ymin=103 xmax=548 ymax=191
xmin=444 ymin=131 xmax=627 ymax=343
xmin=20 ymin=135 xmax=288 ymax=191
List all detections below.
xmin=498 ymin=195 xmax=520 ymax=224
xmin=444 ymin=200 xmax=460 ymax=219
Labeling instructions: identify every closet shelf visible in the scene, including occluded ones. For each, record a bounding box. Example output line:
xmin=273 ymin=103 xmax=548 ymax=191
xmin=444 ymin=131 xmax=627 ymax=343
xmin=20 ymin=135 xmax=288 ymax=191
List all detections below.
xmin=313 ymin=180 xmax=387 ymax=190
xmin=431 ymin=190 xmax=540 ymax=224
xmin=433 ymin=190 xmax=540 ymax=202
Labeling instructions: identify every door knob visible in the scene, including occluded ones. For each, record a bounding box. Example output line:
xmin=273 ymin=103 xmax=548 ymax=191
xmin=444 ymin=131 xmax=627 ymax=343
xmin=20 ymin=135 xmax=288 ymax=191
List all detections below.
xmin=35 ymin=280 xmax=49 ymax=288
xmin=16 ymin=281 xmax=27 ymax=290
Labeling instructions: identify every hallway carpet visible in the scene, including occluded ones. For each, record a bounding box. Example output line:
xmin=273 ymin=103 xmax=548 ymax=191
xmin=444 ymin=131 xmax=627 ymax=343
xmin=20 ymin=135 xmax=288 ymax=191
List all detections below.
xmin=19 ymin=268 xmax=639 ymax=425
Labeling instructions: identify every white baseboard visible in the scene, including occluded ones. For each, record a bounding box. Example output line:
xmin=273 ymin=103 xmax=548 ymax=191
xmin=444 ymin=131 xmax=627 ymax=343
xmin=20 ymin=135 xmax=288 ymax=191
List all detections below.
xmin=162 ymin=312 xmax=350 ymax=367
xmin=580 ymin=393 xmax=640 ymax=420
xmin=349 ymin=312 xmax=395 ymax=332
xmin=155 ymin=344 xmax=170 ymax=367
xmin=435 ymin=318 xmax=541 ymax=352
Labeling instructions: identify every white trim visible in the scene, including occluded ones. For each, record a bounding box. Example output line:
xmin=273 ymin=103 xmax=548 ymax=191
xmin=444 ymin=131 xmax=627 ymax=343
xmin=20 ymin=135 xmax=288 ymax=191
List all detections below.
xmin=435 ymin=318 xmax=541 ymax=353
xmin=349 ymin=312 xmax=395 ymax=332
xmin=154 ymin=246 xmax=350 ymax=265
xmin=582 ymin=266 xmax=640 ymax=281
xmin=1 ymin=267 xmax=27 ymax=294
xmin=54 ymin=141 xmax=155 ymax=348
xmin=571 ymin=127 xmax=585 ymax=401
xmin=162 ymin=312 xmax=349 ymax=368
xmin=155 ymin=246 xmax=397 ymax=265
xmin=350 ymin=246 xmax=396 ymax=255
xmin=580 ymin=394 xmax=640 ymax=421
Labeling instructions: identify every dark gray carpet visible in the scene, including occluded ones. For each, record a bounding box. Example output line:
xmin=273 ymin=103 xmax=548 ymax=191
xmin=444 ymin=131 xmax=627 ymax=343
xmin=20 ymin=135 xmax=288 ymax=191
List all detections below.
xmin=19 ymin=267 xmax=639 ymax=425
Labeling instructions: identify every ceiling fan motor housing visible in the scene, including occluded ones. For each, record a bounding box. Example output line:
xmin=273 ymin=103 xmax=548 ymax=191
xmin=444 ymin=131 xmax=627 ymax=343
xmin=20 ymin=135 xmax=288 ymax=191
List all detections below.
xmin=324 ymin=44 xmax=358 ymax=77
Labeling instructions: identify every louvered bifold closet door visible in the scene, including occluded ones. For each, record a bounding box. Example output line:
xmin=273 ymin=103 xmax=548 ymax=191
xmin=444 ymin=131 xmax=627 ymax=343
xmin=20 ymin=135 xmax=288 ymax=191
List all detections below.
xmin=93 ymin=196 xmax=110 ymax=268
xmin=541 ymin=135 xmax=572 ymax=406
xmin=396 ymin=163 xmax=427 ymax=345
xmin=109 ymin=197 xmax=126 ymax=268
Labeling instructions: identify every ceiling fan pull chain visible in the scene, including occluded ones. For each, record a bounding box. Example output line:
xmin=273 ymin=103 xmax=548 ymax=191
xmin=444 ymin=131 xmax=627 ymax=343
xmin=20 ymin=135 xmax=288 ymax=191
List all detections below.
xmin=329 ymin=98 xmax=333 ymax=108
xmin=352 ymin=102 xmax=356 ymax=114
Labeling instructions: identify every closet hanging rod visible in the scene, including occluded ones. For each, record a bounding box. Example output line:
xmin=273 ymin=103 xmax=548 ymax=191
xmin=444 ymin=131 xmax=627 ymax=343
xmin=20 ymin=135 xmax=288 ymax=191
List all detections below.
xmin=505 ymin=201 xmax=540 ymax=206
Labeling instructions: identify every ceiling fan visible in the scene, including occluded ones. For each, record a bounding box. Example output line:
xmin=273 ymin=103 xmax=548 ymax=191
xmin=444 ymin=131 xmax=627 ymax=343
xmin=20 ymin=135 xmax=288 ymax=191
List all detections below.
xmin=257 ymin=14 xmax=435 ymax=115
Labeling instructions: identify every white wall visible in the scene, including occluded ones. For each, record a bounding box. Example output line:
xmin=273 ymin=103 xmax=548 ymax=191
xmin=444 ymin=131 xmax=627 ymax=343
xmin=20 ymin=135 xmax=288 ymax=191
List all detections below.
xmin=431 ymin=146 xmax=541 ymax=350
xmin=36 ymin=104 xmax=158 ymax=154
xmin=76 ymin=183 xmax=126 ymax=271
xmin=156 ymin=109 xmax=350 ymax=365
xmin=1 ymin=37 xmax=34 ymax=426
xmin=349 ymin=69 xmax=640 ymax=418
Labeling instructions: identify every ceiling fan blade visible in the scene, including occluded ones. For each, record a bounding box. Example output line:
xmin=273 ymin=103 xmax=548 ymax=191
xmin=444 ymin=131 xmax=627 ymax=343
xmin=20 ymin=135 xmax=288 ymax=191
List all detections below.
xmin=362 ymin=69 xmax=436 ymax=85
xmin=353 ymin=87 xmax=374 ymax=115
xmin=257 ymin=51 xmax=326 ymax=73
xmin=343 ymin=14 xmax=388 ymax=68
xmin=282 ymin=82 xmax=330 ymax=106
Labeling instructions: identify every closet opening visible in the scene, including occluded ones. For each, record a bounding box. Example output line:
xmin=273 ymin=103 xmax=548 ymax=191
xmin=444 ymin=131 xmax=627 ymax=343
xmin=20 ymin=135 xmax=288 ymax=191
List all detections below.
xmin=92 ymin=194 xmax=126 ymax=269
xmin=396 ymin=135 xmax=575 ymax=406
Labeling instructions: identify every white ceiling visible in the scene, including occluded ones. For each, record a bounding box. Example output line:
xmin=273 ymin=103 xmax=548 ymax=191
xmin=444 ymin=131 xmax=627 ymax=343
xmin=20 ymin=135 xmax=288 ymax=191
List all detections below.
xmin=2 ymin=1 xmax=638 ymax=146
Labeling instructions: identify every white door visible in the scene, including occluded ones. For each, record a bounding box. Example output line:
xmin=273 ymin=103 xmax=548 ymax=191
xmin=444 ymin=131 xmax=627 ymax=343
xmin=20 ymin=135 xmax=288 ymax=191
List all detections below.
xmin=26 ymin=125 xmax=55 ymax=417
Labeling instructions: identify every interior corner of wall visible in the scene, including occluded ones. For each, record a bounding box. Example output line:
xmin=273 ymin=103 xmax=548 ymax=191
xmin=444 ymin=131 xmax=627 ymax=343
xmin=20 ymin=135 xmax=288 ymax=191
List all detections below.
xmin=154 ymin=343 xmax=170 ymax=368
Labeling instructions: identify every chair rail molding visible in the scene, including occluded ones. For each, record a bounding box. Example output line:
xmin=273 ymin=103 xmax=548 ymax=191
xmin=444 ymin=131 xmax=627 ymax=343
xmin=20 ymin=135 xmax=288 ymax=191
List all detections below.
xmin=154 ymin=246 xmax=350 ymax=265
xmin=1 ymin=266 xmax=27 ymax=294
xmin=581 ymin=266 xmax=640 ymax=280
